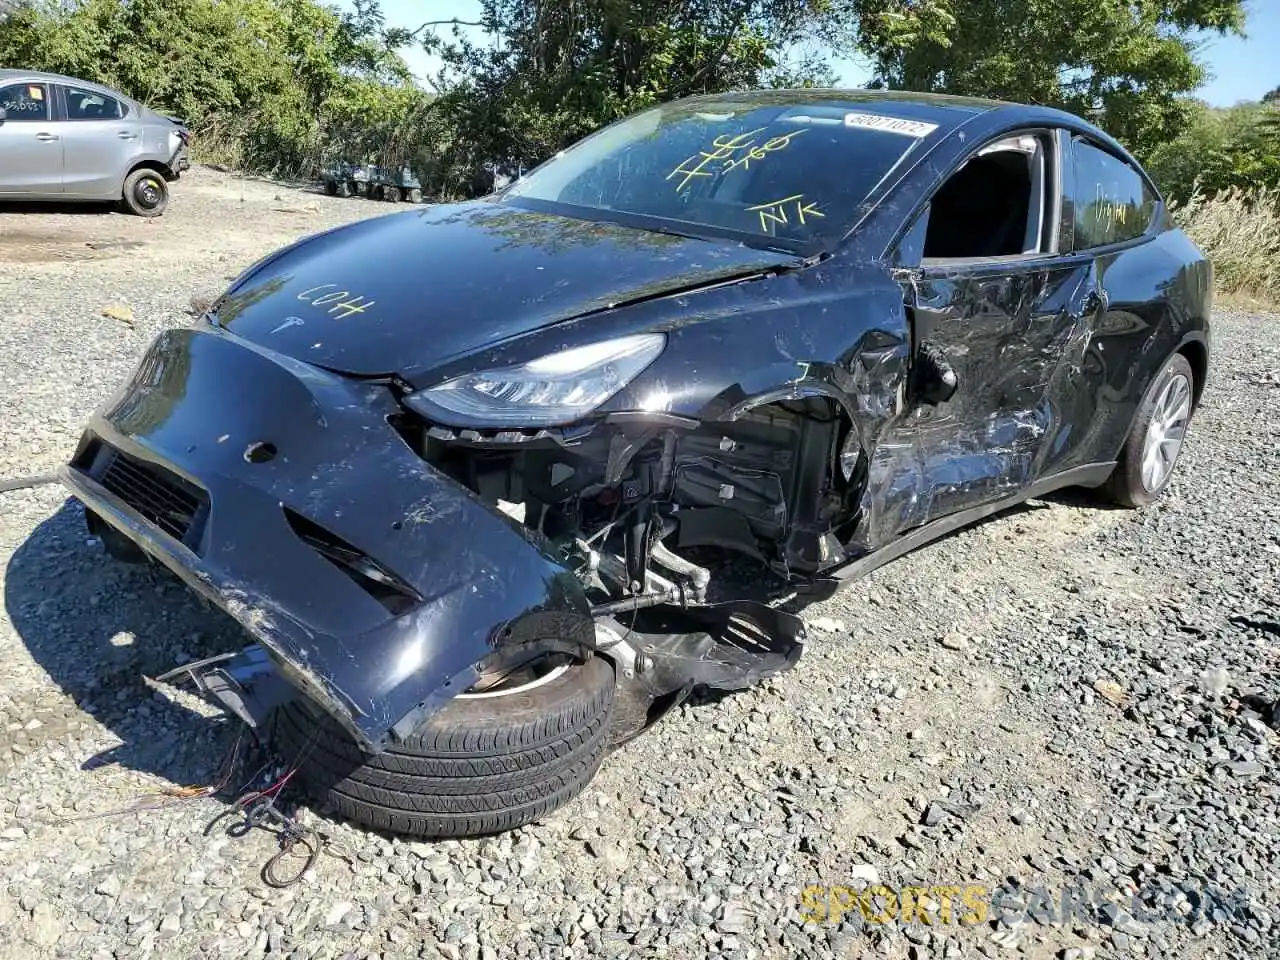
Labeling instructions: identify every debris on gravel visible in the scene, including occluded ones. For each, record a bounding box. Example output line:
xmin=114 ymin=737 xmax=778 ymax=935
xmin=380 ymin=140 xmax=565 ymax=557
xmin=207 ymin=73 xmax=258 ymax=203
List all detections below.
xmin=1 ymin=168 xmax=1277 ymax=958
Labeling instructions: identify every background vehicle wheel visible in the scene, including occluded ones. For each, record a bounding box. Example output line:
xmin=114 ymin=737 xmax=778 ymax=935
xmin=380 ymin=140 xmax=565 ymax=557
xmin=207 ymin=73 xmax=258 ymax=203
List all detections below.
xmin=121 ymin=169 xmax=168 ymax=217
xmin=324 ymin=179 xmax=338 ymax=196
xmin=384 ymin=187 xmax=400 ymax=203
xmin=274 ymin=655 xmax=615 ymax=838
xmin=1100 ymin=352 xmax=1195 ymax=507
xmin=406 ymin=188 xmax=422 ymax=204
xmin=336 ymin=181 xmax=351 ymax=198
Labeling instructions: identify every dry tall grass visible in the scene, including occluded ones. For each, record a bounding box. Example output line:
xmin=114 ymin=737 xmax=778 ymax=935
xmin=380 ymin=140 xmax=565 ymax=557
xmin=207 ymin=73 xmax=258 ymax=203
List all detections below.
xmin=1171 ymin=187 xmax=1280 ymax=306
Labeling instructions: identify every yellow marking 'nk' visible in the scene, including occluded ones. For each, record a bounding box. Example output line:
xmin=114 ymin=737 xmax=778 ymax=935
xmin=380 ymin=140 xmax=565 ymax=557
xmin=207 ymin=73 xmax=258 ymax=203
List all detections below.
xmin=746 ymin=194 xmax=825 ymax=232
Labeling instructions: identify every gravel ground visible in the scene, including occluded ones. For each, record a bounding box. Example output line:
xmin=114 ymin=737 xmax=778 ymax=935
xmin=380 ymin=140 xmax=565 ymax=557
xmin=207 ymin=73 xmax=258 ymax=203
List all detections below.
xmin=0 ymin=168 xmax=1277 ymax=960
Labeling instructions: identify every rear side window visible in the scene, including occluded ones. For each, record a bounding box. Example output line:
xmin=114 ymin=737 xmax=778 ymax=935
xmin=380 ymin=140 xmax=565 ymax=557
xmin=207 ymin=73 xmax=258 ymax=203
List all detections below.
xmin=1071 ymin=138 xmax=1156 ymax=249
xmin=0 ymin=83 xmax=50 ymax=122
xmin=64 ymin=86 xmax=125 ymax=121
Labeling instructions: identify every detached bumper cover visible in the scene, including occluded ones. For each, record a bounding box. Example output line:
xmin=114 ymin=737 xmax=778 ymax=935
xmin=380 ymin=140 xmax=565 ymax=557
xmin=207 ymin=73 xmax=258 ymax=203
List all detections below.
xmin=61 ymin=327 xmax=592 ymax=752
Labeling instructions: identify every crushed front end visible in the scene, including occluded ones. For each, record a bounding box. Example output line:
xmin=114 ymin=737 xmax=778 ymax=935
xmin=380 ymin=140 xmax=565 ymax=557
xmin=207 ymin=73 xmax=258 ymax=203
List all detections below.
xmin=62 ymin=324 xmax=804 ymax=752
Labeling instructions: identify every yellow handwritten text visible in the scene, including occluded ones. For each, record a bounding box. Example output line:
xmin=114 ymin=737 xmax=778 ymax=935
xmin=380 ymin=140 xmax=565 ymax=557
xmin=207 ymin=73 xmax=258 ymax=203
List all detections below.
xmin=745 ymin=194 xmax=825 ymax=233
xmin=297 ymin=284 xmax=376 ymax=319
xmin=666 ymin=127 xmax=807 ymax=192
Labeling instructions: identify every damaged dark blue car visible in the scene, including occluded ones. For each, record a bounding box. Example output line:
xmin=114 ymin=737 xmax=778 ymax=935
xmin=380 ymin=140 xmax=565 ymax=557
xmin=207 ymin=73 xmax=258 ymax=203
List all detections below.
xmin=62 ymin=90 xmax=1211 ymax=837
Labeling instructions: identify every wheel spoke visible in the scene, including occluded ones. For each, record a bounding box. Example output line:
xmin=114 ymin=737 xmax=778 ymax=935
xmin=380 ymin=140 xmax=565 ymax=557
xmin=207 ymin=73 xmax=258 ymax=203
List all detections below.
xmin=1143 ymin=443 xmax=1161 ymax=489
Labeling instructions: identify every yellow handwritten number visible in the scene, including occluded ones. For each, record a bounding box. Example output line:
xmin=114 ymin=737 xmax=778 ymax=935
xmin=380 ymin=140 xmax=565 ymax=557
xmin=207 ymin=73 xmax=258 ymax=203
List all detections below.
xmin=666 ymin=127 xmax=807 ymax=192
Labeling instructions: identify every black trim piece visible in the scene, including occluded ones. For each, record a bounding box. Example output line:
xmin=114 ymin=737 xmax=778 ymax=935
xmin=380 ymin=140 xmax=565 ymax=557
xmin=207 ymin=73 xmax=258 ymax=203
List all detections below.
xmin=283 ymin=508 xmax=423 ymax=616
xmin=90 ymin=448 xmax=207 ymax=546
xmin=832 ymin=462 xmax=1114 ymax=582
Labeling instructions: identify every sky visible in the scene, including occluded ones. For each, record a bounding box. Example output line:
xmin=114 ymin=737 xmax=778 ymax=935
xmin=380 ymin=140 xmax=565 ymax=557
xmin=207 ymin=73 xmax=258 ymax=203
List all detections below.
xmin=360 ymin=0 xmax=1277 ymax=107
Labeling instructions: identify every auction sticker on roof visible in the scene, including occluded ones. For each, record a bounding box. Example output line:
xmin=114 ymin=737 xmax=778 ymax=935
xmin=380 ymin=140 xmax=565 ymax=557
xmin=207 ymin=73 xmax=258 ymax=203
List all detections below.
xmin=843 ymin=112 xmax=937 ymax=137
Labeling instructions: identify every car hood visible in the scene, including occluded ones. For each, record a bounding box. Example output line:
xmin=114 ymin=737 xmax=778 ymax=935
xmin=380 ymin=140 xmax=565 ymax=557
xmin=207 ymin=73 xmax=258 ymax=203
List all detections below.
xmin=213 ymin=201 xmax=801 ymax=378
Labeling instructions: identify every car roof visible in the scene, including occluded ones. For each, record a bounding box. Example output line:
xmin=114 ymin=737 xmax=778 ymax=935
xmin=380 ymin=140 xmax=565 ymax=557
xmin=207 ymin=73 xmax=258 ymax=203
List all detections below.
xmin=0 ymin=69 xmax=138 ymax=106
xmin=684 ymin=87 xmax=1111 ymax=139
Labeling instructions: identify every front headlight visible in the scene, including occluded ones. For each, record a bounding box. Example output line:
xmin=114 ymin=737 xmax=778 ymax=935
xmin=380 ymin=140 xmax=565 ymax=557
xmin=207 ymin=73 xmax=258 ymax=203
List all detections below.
xmin=404 ymin=333 xmax=666 ymax=427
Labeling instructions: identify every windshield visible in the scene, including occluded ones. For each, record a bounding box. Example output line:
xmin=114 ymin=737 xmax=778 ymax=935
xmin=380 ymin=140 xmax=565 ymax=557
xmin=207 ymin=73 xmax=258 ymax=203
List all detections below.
xmin=500 ymin=96 xmax=936 ymax=251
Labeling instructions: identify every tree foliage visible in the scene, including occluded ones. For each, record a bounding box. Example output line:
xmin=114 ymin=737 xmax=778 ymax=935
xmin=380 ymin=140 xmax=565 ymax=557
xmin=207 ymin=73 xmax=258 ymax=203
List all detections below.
xmin=856 ymin=0 xmax=1247 ymax=154
xmin=0 ymin=0 xmax=1267 ymax=200
xmin=0 ymin=0 xmax=426 ymax=172
xmin=1145 ymin=99 xmax=1280 ymax=201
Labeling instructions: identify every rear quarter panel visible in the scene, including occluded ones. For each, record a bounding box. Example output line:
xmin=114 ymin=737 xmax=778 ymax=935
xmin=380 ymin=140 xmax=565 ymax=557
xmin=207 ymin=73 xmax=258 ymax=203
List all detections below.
xmin=1063 ymin=226 xmax=1211 ymax=468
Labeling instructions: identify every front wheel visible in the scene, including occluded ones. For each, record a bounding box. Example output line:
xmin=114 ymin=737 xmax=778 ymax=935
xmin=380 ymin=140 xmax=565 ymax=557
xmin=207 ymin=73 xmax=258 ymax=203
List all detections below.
xmin=274 ymin=655 xmax=615 ymax=838
xmin=1100 ymin=352 xmax=1195 ymax=507
xmin=121 ymin=169 xmax=168 ymax=218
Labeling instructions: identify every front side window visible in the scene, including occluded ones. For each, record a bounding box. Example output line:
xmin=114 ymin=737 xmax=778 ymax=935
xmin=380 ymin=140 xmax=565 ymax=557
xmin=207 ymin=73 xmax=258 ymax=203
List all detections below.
xmin=64 ymin=86 xmax=125 ymax=121
xmin=1070 ymin=139 xmax=1156 ymax=249
xmin=919 ymin=132 xmax=1050 ymax=261
xmin=501 ymin=95 xmax=936 ymax=252
xmin=0 ymin=83 xmax=50 ymax=122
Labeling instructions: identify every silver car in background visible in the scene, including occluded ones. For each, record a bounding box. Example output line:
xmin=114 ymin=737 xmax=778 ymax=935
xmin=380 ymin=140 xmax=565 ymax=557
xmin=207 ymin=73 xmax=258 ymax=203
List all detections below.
xmin=0 ymin=69 xmax=190 ymax=217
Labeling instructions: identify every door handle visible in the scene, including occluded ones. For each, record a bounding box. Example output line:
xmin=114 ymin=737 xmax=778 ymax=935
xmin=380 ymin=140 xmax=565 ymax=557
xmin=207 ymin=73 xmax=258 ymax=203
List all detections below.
xmin=35 ymin=132 xmax=59 ymax=142
xmin=117 ymin=131 xmax=138 ymax=140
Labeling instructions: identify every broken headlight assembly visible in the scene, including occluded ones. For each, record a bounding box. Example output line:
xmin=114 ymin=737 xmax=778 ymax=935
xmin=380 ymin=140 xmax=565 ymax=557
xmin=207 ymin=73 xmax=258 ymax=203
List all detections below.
xmin=403 ymin=333 xmax=666 ymax=428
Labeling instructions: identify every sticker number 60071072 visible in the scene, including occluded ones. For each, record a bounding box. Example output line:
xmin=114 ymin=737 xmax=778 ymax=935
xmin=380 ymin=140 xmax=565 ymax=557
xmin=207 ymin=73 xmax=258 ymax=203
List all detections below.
xmin=297 ymin=284 xmax=376 ymax=319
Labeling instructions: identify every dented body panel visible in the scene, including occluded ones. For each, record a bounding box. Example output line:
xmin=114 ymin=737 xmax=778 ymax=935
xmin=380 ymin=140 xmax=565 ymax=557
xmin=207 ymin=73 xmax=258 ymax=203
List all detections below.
xmin=62 ymin=327 xmax=596 ymax=749
xmin=63 ymin=91 xmax=1211 ymax=751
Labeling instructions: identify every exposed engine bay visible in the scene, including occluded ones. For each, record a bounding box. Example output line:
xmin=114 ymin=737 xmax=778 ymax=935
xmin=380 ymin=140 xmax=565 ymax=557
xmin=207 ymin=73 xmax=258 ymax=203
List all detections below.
xmin=391 ymin=395 xmax=865 ymax=606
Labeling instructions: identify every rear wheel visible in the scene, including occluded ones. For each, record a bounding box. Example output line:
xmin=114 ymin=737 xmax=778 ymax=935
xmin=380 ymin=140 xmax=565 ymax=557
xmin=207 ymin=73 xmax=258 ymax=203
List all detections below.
xmin=1100 ymin=352 xmax=1195 ymax=507
xmin=406 ymin=188 xmax=422 ymax=204
xmin=274 ymin=655 xmax=615 ymax=838
xmin=323 ymin=179 xmax=338 ymax=196
xmin=121 ymin=169 xmax=168 ymax=218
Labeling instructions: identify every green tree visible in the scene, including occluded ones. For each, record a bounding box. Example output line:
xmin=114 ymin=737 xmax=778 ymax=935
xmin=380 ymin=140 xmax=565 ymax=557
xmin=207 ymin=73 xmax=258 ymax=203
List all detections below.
xmin=417 ymin=0 xmax=942 ymax=187
xmin=854 ymin=0 xmax=1247 ymax=154
xmin=1145 ymin=99 xmax=1280 ymax=200
xmin=0 ymin=0 xmax=426 ymax=174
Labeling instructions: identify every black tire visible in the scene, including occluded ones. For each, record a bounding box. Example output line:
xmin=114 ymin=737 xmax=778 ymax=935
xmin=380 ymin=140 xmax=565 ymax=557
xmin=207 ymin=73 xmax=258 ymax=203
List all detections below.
xmin=323 ymin=179 xmax=338 ymax=196
xmin=1100 ymin=352 xmax=1195 ymax=508
xmin=274 ymin=656 xmax=615 ymax=838
xmin=121 ymin=168 xmax=168 ymax=218
xmin=384 ymin=186 xmax=400 ymax=203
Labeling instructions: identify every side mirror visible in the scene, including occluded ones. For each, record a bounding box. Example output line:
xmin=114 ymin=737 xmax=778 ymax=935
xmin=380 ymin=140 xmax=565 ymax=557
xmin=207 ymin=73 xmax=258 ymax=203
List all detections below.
xmin=912 ymin=340 xmax=959 ymax=406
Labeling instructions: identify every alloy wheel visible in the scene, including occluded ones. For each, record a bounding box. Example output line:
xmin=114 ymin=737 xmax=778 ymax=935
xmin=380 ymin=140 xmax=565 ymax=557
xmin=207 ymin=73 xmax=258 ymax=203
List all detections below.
xmin=1140 ymin=373 xmax=1191 ymax=492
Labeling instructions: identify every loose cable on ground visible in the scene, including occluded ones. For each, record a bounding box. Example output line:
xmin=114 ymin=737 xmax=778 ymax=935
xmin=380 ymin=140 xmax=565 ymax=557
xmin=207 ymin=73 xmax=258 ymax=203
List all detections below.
xmin=0 ymin=474 xmax=60 ymax=493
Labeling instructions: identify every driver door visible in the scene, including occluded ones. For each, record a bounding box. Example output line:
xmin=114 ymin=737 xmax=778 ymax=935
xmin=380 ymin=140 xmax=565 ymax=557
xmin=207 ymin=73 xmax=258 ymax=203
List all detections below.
xmin=868 ymin=129 xmax=1099 ymax=541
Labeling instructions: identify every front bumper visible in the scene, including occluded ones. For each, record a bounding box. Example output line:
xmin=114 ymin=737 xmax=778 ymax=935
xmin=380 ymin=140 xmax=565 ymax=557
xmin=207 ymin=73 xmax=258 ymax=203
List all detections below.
xmin=62 ymin=326 xmax=593 ymax=752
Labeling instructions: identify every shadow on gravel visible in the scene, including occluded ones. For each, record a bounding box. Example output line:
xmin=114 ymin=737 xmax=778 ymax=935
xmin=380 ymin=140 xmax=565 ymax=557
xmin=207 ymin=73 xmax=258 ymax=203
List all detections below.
xmin=4 ymin=498 xmax=247 ymax=788
xmin=0 ymin=199 xmax=120 ymax=216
